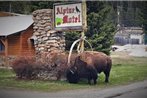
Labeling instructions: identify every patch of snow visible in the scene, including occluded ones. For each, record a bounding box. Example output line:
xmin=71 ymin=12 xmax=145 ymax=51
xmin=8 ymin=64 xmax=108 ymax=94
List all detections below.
xmin=112 ymin=44 xmax=147 ymax=57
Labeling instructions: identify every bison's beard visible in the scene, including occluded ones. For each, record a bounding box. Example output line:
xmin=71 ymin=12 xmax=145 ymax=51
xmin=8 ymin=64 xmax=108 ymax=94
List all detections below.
xmin=66 ymin=69 xmax=79 ymax=83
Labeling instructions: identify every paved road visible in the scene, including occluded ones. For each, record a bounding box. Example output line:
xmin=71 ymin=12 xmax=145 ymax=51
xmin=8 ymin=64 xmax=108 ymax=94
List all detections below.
xmin=0 ymin=80 xmax=147 ymax=98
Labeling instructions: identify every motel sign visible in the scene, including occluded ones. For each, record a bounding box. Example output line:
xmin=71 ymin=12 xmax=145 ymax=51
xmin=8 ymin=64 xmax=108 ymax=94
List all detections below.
xmin=54 ymin=2 xmax=86 ymax=31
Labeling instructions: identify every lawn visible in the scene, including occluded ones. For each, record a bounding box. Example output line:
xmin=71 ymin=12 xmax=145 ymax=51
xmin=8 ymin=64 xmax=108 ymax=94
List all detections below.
xmin=0 ymin=52 xmax=147 ymax=92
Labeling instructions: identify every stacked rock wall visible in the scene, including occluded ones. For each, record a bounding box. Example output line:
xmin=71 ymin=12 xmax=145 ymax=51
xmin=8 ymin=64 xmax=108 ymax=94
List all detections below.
xmin=32 ymin=9 xmax=65 ymax=55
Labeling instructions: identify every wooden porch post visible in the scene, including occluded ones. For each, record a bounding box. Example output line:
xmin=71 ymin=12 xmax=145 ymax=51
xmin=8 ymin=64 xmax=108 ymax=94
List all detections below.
xmin=5 ymin=38 xmax=8 ymax=56
xmin=0 ymin=37 xmax=8 ymax=56
xmin=20 ymin=34 xmax=23 ymax=56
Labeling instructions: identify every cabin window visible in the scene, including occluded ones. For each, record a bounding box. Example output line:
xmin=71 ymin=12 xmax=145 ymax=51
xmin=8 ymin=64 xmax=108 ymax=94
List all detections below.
xmin=0 ymin=41 xmax=5 ymax=52
xmin=28 ymin=38 xmax=35 ymax=49
xmin=30 ymin=39 xmax=35 ymax=47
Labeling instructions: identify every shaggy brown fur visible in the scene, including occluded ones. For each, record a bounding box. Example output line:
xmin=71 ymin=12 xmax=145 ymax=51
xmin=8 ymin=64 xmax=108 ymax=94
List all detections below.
xmin=66 ymin=51 xmax=112 ymax=84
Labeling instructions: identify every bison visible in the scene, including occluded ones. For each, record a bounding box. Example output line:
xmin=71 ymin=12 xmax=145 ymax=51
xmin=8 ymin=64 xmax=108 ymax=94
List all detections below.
xmin=66 ymin=51 xmax=112 ymax=84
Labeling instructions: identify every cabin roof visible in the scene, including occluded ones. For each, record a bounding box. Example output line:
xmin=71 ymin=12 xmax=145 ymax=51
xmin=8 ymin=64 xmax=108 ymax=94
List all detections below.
xmin=115 ymin=27 xmax=144 ymax=37
xmin=0 ymin=15 xmax=33 ymax=36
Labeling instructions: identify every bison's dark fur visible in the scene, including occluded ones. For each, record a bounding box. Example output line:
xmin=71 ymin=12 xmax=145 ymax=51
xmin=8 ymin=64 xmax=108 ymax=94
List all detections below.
xmin=66 ymin=51 xmax=112 ymax=84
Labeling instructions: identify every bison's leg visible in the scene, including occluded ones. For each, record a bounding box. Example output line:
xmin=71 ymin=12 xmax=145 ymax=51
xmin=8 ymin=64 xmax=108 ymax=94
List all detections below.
xmin=93 ymin=70 xmax=98 ymax=84
xmin=87 ymin=68 xmax=97 ymax=85
xmin=93 ymin=75 xmax=97 ymax=84
xmin=104 ymin=70 xmax=110 ymax=83
xmin=88 ymin=75 xmax=97 ymax=85
xmin=104 ymin=62 xmax=111 ymax=83
xmin=104 ymin=57 xmax=112 ymax=83
xmin=88 ymin=78 xmax=91 ymax=84
xmin=87 ymin=71 xmax=93 ymax=85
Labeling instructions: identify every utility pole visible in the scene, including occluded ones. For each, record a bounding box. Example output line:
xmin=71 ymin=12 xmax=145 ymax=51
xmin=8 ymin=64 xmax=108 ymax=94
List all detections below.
xmin=117 ymin=6 xmax=120 ymax=32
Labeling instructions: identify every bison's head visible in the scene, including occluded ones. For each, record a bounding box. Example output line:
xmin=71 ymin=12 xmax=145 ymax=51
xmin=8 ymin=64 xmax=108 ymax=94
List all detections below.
xmin=66 ymin=66 xmax=79 ymax=83
xmin=66 ymin=56 xmax=88 ymax=83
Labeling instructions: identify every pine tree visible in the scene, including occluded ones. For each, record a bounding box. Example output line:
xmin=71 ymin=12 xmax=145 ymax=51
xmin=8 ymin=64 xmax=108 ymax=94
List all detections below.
xmin=86 ymin=2 xmax=116 ymax=55
xmin=139 ymin=1 xmax=147 ymax=44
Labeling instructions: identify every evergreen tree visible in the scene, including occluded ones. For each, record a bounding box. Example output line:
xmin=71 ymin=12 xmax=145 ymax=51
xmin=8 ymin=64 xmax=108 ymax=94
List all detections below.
xmin=140 ymin=2 xmax=147 ymax=33
xmin=30 ymin=1 xmax=55 ymax=12
xmin=139 ymin=1 xmax=147 ymax=44
xmin=86 ymin=1 xmax=116 ymax=55
xmin=65 ymin=2 xmax=116 ymax=54
xmin=65 ymin=32 xmax=80 ymax=50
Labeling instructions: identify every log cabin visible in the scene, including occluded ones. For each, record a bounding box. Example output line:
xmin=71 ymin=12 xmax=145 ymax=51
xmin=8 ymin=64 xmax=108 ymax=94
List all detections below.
xmin=0 ymin=15 xmax=35 ymax=57
xmin=114 ymin=27 xmax=144 ymax=45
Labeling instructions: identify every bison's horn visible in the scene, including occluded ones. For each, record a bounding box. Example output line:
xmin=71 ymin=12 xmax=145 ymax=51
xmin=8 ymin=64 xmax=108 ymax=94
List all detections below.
xmin=74 ymin=66 xmax=77 ymax=70
xmin=69 ymin=69 xmax=74 ymax=74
